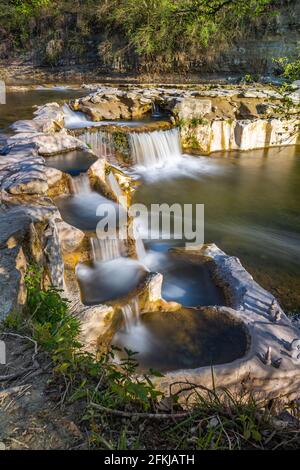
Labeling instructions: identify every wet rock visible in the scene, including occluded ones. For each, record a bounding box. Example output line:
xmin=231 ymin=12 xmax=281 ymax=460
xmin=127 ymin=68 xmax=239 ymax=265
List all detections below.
xmin=33 ymin=130 xmax=88 ymax=156
xmin=0 ymin=208 xmax=32 ymax=320
xmin=44 ymin=219 xmax=64 ymax=290
xmin=55 ymin=220 xmax=85 ymax=253
xmin=181 ymin=117 xmax=299 ymax=153
xmin=44 ymin=166 xmax=71 ymax=198
xmin=88 ymin=158 xmax=119 ymax=201
xmin=77 ymin=100 xmax=132 ymax=121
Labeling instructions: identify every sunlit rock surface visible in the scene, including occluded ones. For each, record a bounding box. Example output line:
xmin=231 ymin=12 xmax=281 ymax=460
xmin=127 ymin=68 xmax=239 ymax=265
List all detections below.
xmin=0 ymin=83 xmax=300 ymax=404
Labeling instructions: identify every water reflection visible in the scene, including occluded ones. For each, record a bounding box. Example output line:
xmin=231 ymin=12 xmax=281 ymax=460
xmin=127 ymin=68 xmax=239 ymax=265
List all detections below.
xmin=134 ymin=146 xmax=300 ymax=311
xmin=113 ymin=308 xmax=248 ymax=373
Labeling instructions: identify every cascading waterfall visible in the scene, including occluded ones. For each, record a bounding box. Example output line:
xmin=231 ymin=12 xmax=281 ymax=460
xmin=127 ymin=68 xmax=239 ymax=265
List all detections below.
xmin=152 ymin=102 xmax=162 ymax=118
xmin=90 ymin=237 xmax=125 ymax=262
xmin=129 ymin=128 xmax=182 ymax=168
xmin=121 ymin=298 xmax=140 ymax=330
xmin=79 ymin=130 xmax=114 ymax=158
xmin=71 ymin=173 xmax=92 ymax=194
xmin=107 ymin=172 xmax=123 ymax=203
xmin=63 ymin=104 xmax=88 ymax=129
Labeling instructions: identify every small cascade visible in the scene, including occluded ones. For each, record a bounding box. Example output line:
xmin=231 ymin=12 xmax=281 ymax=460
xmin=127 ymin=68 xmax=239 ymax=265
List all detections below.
xmin=132 ymin=218 xmax=147 ymax=261
xmin=107 ymin=172 xmax=123 ymax=203
xmin=121 ymin=298 xmax=140 ymax=330
xmin=80 ymin=130 xmax=114 ymax=158
xmin=63 ymin=104 xmax=88 ymax=129
xmin=151 ymin=102 xmax=163 ymax=118
xmin=129 ymin=128 xmax=182 ymax=168
xmin=135 ymin=237 xmax=147 ymax=261
xmin=71 ymin=173 xmax=92 ymax=194
xmin=90 ymin=237 xmax=125 ymax=262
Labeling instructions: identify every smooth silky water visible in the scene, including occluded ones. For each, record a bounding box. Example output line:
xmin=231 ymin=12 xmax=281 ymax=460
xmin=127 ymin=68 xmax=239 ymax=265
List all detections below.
xmin=76 ymin=258 xmax=148 ymax=305
xmin=44 ymin=150 xmax=97 ymax=176
xmin=134 ymin=145 xmax=300 ymax=312
xmin=55 ymin=173 xmax=127 ymax=232
xmin=113 ymin=307 xmax=248 ymax=373
xmin=142 ymin=250 xmax=225 ymax=307
xmin=0 ymin=88 xmax=87 ymax=143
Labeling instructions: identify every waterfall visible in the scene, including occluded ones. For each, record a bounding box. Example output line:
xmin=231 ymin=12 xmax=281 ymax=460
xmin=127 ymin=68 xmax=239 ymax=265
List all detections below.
xmin=121 ymin=298 xmax=140 ymax=330
xmin=63 ymin=104 xmax=88 ymax=129
xmin=132 ymin=218 xmax=147 ymax=261
xmin=79 ymin=130 xmax=114 ymax=158
xmin=107 ymin=172 xmax=123 ymax=203
xmin=71 ymin=173 xmax=91 ymax=194
xmin=135 ymin=237 xmax=147 ymax=261
xmin=129 ymin=128 xmax=182 ymax=168
xmin=152 ymin=102 xmax=162 ymax=118
xmin=90 ymin=237 xmax=125 ymax=262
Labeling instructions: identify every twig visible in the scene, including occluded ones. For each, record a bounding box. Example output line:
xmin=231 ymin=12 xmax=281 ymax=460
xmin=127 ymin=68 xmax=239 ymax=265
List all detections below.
xmin=1 ymin=332 xmax=38 ymax=362
xmin=9 ymin=437 xmax=30 ymax=449
xmin=0 ymin=367 xmax=35 ymax=382
xmin=170 ymin=381 xmax=213 ymax=396
xmin=272 ymin=432 xmax=300 ymax=450
xmin=0 ymin=384 xmax=31 ymax=398
xmin=90 ymin=402 xmax=191 ymax=420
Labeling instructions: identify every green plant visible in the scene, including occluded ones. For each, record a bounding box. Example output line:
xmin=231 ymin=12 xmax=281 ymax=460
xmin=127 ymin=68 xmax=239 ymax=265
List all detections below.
xmin=3 ymin=265 xmax=300 ymax=450
xmin=0 ymin=0 xmax=275 ymax=70
xmin=242 ymin=73 xmax=259 ymax=83
xmin=275 ymin=52 xmax=300 ymax=81
xmin=22 ymin=266 xmax=164 ymax=412
xmin=165 ymin=387 xmax=271 ymax=450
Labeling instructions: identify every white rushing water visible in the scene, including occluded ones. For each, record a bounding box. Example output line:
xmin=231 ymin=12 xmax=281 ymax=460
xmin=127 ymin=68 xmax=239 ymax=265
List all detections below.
xmin=107 ymin=172 xmax=123 ymax=203
xmin=129 ymin=128 xmax=182 ymax=168
xmin=79 ymin=130 xmax=114 ymax=158
xmin=121 ymin=298 xmax=140 ymax=331
xmin=71 ymin=173 xmax=92 ymax=194
xmin=90 ymin=237 xmax=125 ymax=262
xmin=63 ymin=104 xmax=89 ymax=128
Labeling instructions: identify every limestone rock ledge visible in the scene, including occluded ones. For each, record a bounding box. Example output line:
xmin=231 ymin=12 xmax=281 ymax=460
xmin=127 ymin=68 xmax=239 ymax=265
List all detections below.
xmin=73 ymin=84 xmax=299 ymax=154
xmin=147 ymin=245 xmax=300 ymax=403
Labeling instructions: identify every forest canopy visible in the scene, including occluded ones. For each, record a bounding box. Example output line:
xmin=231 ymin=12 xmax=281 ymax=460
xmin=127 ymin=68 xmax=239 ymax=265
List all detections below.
xmin=0 ymin=0 xmax=279 ymax=70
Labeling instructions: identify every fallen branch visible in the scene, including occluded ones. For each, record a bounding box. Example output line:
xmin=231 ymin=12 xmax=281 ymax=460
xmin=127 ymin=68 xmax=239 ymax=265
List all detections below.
xmin=90 ymin=402 xmax=191 ymax=420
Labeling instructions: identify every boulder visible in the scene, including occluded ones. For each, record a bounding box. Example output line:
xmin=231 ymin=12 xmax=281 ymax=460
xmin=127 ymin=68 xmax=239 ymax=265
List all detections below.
xmin=174 ymin=97 xmax=212 ymax=119
xmin=44 ymin=166 xmax=71 ymax=198
xmin=55 ymin=220 xmax=85 ymax=253
xmin=0 ymin=160 xmax=48 ymax=195
xmin=0 ymin=208 xmax=33 ymax=320
xmin=33 ymin=130 xmax=88 ymax=156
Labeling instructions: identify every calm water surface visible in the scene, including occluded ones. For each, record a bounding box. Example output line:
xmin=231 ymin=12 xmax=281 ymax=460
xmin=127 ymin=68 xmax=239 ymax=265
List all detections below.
xmin=0 ymin=88 xmax=87 ymax=143
xmin=135 ymin=146 xmax=300 ymax=312
xmin=2 ymin=88 xmax=300 ymax=312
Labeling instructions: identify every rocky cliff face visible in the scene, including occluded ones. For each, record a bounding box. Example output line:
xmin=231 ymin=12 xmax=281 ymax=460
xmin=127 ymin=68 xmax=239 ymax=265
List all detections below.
xmin=0 ymin=1 xmax=299 ymax=79
xmin=201 ymin=0 xmax=300 ymax=75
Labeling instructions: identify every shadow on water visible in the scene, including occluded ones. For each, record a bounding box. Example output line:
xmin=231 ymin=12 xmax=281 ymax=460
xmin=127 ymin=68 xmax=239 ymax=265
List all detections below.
xmin=76 ymin=258 xmax=148 ymax=305
xmin=134 ymin=146 xmax=300 ymax=311
xmin=143 ymin=249 xmax=225 ymax=307
xmin=44 ymin=150 xmax=97 ymax=176
xmin=113 ymin=308 xmax=248 ymax=373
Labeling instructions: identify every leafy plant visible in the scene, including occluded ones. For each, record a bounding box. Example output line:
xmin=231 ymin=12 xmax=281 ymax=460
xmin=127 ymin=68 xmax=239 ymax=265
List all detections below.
xmin=274 ymin=49 xmax=300 ymax=81
xmin=22 ymin=266 xmax=164 ymax=413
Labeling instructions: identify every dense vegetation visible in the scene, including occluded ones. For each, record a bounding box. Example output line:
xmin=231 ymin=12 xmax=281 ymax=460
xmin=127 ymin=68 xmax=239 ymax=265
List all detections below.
xmin=0 ymin=0 xmax=280 ymax=72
